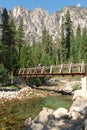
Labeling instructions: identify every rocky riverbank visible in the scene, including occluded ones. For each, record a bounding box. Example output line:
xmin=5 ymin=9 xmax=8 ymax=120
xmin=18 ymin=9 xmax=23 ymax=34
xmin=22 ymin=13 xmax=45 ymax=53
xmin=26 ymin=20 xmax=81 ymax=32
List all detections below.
xmin=25 ymin=89 xmax=87 ymax=130
xmin=0 ymin=78 xmax=85 ymax=130
xmin=0 ymin=78 xmax=81 ymax=103
xmin=0 ymin=87 xmax=47 ymax=103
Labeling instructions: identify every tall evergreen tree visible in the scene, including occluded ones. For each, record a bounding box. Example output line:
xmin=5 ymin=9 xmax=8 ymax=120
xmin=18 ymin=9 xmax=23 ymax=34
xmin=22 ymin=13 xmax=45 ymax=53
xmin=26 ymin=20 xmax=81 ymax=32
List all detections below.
xmin=59 ymin=18 xmax=67 ymax=63
xmin=79 ymin=27 xmax=87 ymax=62
xmin=1 ymin=9 xmax=18 ymax=83
xmin=69 ymin=29 xmax=76 ymax=62
xmin=41 ymin=27 xmax=53 ymax=64
xmin=1 ymin=8 xmax=11 ymax=49
xmin=42 ymin=28 xmax=52 ymax=54
xmin=20 ymin=44 xmax=34 ymax=68
xmin=9 ymin=14 xmax=16 ymax=48
xmin=16 ymin=18 xmax=25 ymax=57
xmin=1 ymin=8 xmax=16 ymax=70
xmin=75 ymin=25 xmax=82 ymax=62
xmin=64 ymin=10 xmax=72 ymax=60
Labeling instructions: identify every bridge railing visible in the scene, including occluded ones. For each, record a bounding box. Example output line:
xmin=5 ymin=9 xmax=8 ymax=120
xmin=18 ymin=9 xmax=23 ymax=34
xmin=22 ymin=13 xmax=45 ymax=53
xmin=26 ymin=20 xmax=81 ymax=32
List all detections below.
xmin=18 ymin=62 xmax=87 ymax=77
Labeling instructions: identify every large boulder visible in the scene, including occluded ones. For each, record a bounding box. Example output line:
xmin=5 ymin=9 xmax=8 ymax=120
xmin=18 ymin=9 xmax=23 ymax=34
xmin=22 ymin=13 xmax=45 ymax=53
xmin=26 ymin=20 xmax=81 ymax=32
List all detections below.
xmin=73 ymin=90 xmax=87 ymax=100
xmin=53 ymin=108 xmax=69 ymax=118
xmin=30 ymin=123 xmax=44 ymax=130
xmin=70 ymin=90 xmax=87 ymax=114
xmin=33 ymin=107 xmax=54 ymax=124
xmin=69 ymin=90 xmax=87 ymax=120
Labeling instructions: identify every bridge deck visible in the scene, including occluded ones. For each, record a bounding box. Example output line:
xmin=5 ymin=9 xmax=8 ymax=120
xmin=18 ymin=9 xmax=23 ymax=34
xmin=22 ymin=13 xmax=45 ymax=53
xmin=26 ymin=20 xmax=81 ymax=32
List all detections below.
xmin=18 ymin=62 xmax=87 ymax=78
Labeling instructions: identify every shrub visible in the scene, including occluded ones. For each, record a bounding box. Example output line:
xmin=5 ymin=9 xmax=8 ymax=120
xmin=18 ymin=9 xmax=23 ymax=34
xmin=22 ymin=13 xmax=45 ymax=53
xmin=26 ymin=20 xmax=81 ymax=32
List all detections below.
xmin=0 ymin=63 xmax=10 ymax=86
xmin=72 ymin=82 xmax=81 ymax=90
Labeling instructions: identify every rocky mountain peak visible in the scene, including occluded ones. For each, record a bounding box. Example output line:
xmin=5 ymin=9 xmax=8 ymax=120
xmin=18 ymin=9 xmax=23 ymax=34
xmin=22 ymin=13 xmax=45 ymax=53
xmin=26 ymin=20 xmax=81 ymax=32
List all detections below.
xmin=1 ymin=6 xmax=87 ymax=42
xmin=13 ymin=6 xmax=30 ymax=19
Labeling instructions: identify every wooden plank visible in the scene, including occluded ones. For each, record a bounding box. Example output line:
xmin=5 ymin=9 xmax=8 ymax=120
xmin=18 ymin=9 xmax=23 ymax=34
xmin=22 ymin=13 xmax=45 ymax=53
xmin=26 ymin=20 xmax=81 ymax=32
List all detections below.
xmin=20 ymin=72 xmax=87 ymax=78
xmin=18 ymin=69 xmax=22 ymax=75
xmin=22 ymin=69 xmax=25 ymax=74
xmin=81 ymin=61 xmax=85 ymax=73
xmin=49 ymin=65 xmax=53 ymax=74
xmin=69 ymin=63 xmax=73 ymax=73
xmin=59 ymin=64 xmax=64 ymax=73
xmin=41 ymin=66 xmax=45 ymax=74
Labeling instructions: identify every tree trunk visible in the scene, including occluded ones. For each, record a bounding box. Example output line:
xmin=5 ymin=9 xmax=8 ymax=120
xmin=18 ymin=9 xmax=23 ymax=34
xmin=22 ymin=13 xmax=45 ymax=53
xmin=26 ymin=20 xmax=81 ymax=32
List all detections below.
xmin=11 ymin=69 xmax=14 ymax=85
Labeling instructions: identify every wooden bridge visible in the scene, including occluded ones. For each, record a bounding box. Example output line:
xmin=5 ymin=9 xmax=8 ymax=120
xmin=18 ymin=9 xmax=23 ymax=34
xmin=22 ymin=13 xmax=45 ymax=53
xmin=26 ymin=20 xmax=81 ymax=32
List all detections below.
xmin=18 ymin=62 xmax=87 ymax=77
xmin=18 ymin=62 xmax=87 ymax=91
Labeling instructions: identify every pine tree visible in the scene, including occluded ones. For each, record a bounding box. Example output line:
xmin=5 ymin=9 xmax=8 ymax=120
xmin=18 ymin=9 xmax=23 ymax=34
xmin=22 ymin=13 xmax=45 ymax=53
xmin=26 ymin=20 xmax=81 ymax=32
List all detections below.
xmin=1 ymin=8 xmax=11 ymax=49
xmin=31 ymin=43 xmax=42 ymax=66
xmin=75 ymin=25 xmax=82 ymax=62
xmin=58 ymin=17 xmax=67 ymax=63
xmin=59 ymin=19 xmax=67 ymax=63
xmin=20 ymin=44 xmax=34 ymax=68
xmin=9 ymin=14 xmax=16 ymax=48
xmin=69 ymin=29 xmax=76 ymax=62
xmin=0 ymin=8 xmax=19 ymax=84
xmin=1 ymin=8 xmax=17 ymax=71
xmin=64 ymin=10 xmax=72 ymax=60
xmin=42 ymin=28 xmax=52 ymax=54
xmin=41 ymin=27 xmax=53 ymax=64
xmin=79 ymin=27 xmax=87 ymax=62
xmin=16 ymin=18 xmax=25 ymax=57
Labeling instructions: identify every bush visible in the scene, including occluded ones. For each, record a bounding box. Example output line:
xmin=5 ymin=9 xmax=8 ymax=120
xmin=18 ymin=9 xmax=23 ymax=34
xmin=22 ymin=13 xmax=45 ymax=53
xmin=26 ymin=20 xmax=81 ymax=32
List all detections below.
xmin=72 ymin=83 xmax=81 ymax=90
xmin=0 ymin=63 xmax=10 ymax=86
xmin=27 ymin=77 xmax=46 ymax=87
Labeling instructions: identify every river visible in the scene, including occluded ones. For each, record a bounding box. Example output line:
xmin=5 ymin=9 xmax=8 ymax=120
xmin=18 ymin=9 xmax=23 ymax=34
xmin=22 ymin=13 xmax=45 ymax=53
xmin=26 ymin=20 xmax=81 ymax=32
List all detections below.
xmin=0 ymin=94 xmax=72 ymax=130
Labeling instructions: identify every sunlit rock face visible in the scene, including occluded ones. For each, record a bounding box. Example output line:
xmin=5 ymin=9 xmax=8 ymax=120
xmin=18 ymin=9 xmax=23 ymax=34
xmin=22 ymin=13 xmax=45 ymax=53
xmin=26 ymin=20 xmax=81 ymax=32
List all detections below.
xmin=1 ymin=6 xmax=87 ymax=43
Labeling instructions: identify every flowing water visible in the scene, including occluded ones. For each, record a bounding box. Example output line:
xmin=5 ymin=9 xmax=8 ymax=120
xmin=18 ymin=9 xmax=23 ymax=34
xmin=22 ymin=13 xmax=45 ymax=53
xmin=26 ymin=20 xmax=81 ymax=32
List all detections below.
xmin=0 ymin=94 xmax=72 ymax=130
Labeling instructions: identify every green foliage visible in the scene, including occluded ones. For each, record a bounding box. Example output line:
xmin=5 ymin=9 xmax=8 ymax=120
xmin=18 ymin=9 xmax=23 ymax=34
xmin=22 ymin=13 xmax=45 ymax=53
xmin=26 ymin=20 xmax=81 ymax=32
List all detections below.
xmin=0 ymin=63 xmax=10 ymax=86
xmin=59 ymin=19 xmax=67 ymax=63
xmin=0 ymin=98 xmax=44 ymax=129
xmin=64 ymin=10 xmax=72 ymax=60
xmin=20 ymin=44 xmax=34 ymax=67
xmin=59 ymin=11 xmax=72 ymax=63
xmin=16 ymin=18 xmax=25 ymax=56
xmin=0 ymin=8 xmax=19 ymax=72
xmin=74 ymin=25 xmax=82 ymax=62
xmin=69 ymin=30 xmax=76 ymax=62
xmin=1 ymin=8 xmax=10 ymax=47
xmin=31 ymin=43 xmax=42 ymax=66
xmin=28 ymin=77 xmax=46 ymax=86
xmin=42 ymin=27 xmax=53 ymax=58
xmin=79 ymin=27 xmax=87 ymax=62
xmin=72 ymin=83 xmax=81 ymax=90
xmin=9 ymin=14 xmax=16 ymax=47
xmin=8 ymin=85 xmax=18 ymax=89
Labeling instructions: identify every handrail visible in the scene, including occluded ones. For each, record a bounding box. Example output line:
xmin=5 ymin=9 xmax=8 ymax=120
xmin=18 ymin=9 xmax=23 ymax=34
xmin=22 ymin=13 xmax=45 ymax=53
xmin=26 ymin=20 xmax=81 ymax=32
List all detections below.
xmin=18 ymin=62 xmax=87 ymax=77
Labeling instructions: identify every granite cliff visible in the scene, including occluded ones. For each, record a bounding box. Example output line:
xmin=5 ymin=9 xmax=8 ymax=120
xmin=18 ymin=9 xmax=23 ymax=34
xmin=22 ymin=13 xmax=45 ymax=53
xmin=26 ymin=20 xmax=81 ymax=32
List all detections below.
xmin=0 ymin=6 xmax=87 ymax=42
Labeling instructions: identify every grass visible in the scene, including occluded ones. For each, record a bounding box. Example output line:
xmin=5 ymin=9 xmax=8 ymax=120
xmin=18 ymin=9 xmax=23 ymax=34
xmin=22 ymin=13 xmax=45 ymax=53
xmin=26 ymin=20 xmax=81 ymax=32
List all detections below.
xmin=0 ymin=97 xmax=44 ymax=130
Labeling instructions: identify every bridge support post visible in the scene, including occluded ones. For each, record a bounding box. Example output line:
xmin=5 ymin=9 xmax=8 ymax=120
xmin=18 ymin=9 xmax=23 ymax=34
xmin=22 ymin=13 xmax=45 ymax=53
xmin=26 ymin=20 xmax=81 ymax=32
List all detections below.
xmin=81 ymin=76 xmax=87 ymax=90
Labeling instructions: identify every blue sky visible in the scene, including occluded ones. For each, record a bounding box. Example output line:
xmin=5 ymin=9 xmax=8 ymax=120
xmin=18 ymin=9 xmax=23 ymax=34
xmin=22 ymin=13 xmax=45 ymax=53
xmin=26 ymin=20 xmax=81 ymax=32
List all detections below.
xmin=0 ymin=0 xmax=87 ymax=13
